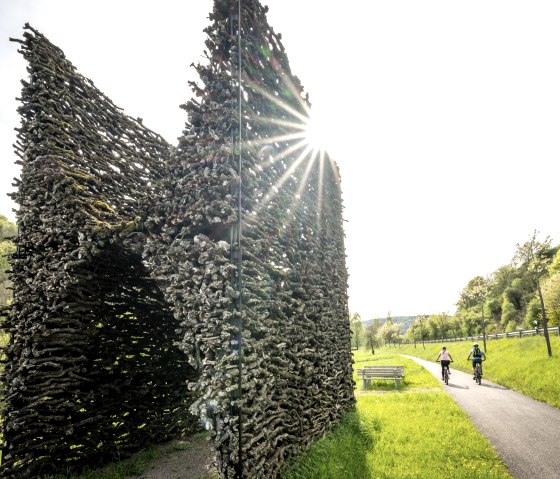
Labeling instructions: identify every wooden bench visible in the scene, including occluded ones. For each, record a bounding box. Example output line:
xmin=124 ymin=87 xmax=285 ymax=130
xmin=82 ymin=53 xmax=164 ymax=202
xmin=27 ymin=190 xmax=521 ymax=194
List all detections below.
xmin=357 ymin=366 xmax=405 ymax=389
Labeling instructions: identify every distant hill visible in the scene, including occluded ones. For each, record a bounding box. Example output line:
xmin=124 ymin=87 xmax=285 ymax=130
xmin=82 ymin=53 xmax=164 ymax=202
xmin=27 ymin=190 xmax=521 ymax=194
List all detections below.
xmin=363 ymin=316 xmax=416 ymax=333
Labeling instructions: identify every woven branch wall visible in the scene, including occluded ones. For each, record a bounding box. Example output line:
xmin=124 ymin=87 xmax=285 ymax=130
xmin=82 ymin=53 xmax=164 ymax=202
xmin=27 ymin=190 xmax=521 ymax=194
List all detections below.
xmin=1 ymin=25 xmax=197 ymax=478
xmin=2 ymin=1 xmax=354 ymax=477
xmin=144 ymin=1 xmax=355 ymax=477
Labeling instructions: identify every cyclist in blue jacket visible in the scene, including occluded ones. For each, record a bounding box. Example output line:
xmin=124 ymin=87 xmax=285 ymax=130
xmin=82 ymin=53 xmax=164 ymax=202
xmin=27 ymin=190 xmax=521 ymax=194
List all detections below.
xmin=467 ymin=343 xmax=486 ymax=379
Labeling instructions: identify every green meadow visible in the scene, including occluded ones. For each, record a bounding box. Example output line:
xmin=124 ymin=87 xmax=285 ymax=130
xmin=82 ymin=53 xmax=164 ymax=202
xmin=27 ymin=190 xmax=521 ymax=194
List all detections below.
xmin=33 ymin=337 xmax=560 ymax=478
xmin=282 ymin=350 xmax=511 ymax=479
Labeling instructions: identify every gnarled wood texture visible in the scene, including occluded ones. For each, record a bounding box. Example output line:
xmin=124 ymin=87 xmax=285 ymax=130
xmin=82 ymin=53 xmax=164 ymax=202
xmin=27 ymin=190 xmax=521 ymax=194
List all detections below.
xmin=3 ymin=2 xmax=354 ymax=477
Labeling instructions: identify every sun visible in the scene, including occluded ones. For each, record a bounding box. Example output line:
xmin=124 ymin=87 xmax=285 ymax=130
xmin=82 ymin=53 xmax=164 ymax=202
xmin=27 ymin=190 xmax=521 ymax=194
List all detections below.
xmin=303 ymin=109 xmax=335 ymax=155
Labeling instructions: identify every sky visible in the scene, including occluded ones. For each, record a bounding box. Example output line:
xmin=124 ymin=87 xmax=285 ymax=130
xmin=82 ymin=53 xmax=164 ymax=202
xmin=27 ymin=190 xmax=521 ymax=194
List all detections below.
xmin=1 ymin=0 xmax=560 ymax=320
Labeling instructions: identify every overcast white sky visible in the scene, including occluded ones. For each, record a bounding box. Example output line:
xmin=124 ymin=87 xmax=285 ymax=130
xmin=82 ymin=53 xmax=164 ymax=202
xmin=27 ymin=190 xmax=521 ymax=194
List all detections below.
xmin=1 ymin=0 xmax=560 ymax=319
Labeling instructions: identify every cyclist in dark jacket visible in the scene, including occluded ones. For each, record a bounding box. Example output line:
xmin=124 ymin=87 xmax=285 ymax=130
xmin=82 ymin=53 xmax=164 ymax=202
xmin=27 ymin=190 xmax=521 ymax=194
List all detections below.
xmin=467 ymin=343 xmax=486 ymax=379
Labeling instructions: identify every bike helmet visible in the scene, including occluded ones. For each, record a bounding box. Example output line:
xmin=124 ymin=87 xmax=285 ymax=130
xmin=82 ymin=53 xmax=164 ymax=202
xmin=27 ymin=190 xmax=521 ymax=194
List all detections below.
xmin=473 ymin=343 xmax=478 ymax=347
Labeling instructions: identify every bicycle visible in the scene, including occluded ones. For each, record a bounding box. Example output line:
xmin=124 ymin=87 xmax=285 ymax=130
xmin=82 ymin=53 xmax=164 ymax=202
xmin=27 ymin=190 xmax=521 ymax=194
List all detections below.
xmin=437 ymin=360 xmax=453 ymax=385
xmin=473 ymin=359 xmax=485 ymax=385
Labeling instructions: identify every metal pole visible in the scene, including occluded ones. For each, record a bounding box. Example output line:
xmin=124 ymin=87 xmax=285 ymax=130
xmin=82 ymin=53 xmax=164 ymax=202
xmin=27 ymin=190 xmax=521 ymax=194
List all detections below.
xmin=236 ymin=0 xmax=244 ymax=473
xmin=229 ymin=2 xmax=243 ymax=476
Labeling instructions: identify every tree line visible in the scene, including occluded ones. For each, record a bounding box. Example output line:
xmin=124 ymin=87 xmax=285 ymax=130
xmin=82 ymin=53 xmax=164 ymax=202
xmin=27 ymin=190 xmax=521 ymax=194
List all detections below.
xmin=0 ymin=214 xmax=16 ymax=310
xmin=350 ymin=231 xmax=560 ymax=357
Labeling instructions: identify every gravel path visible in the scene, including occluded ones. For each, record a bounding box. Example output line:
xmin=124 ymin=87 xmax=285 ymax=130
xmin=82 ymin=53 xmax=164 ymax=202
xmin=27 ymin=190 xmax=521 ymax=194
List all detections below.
xmin=131 ymin=434 xmax=217 ymax=479
xmin=404 ymin=355 xmax=560 ymax=479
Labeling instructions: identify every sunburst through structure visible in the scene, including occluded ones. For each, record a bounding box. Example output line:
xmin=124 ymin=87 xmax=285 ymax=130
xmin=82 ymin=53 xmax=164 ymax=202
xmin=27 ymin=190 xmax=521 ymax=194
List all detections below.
xmin=144 ymin=2 xmax=354 ymax=476
xmin=2 ymin=1 xmax=354 ymax=478
xmin=244 ymin=76 xmax=335 ymax=227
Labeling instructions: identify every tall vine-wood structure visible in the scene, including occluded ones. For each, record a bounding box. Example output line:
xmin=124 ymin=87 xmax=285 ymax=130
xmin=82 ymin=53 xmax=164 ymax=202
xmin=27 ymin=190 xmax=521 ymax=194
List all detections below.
xmin=2 ymin=2 xmax=355 ymax=478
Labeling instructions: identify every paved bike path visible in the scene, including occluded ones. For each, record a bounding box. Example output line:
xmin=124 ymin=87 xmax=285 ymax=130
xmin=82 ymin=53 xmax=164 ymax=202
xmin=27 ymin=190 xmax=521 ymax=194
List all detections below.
xmin=403 ymin=355 xmax=560 ymax=479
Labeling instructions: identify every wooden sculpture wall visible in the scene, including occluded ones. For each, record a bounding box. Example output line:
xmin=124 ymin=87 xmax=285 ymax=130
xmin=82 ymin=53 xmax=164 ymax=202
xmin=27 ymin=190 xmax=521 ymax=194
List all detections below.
xmin=2 ymin=3 xmax=354 ymax=478
xmin=1 ymin=25 xmax=196 ymax=478
xmin=144 ymin=1 xmax=355 ymax=476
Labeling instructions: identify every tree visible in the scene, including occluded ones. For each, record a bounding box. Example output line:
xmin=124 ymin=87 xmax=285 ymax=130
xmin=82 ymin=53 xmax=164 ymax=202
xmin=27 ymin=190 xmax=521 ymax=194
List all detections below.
xmin=436 ymin=312 xmax=450 ymax=339
xmin=412 ymin=315 xmax=428 ymax=348
xmin=448 ymin=315 xmax=462 ymax=338
xmin=549 ymin=249 xmax=560 ymax=275
xmin=524 ymin=296 xmax=541 ymax=329
xmin=540 ymin=272 xmax=560 ymax=328
xmin=0 ymin=215 xmax=16 ymax=307
xmin=514 ymin=231 xmax=554 ymax=356
xmin=0 ymin=214 xmax=17 ymax=240
xmin=385 ymin=311 xmax=393 ymax=326
xmin=365 ymin=318 xmax=381 ymax=354
xmin=501 ymin=296 xmax=519 ymax=331
xmin=350 ymin=313 xmax=364 ymax=350
xmin=457 ymin=276 xmax=490 ymax=310
xmin=378 ymin=321 xmax=400 ymax=345
xmin=416 ymin=314 xmax=428 ymax=349
xmin=457 ymin=275 xmax=491 ymax=349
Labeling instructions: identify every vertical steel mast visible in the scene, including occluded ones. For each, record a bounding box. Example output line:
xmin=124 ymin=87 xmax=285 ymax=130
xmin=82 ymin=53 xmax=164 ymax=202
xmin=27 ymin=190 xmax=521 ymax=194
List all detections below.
xmin=230 ymin=0 xmax=244 ymax=476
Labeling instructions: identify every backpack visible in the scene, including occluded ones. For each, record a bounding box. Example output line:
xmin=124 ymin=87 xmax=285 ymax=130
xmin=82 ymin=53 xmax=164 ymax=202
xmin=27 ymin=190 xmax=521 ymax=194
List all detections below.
xmin=473 ymin=347 xmax=482 ymax=358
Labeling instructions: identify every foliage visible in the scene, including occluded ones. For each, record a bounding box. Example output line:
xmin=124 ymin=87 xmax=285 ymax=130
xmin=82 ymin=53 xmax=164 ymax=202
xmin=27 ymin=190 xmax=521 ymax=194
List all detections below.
xmin=500 ymin=296 xmax=519 ymax=331
xmin=364 ymin=315 xmax=416 ymax=334
xmin=350 ymin=313 xmax=364 ymax=350
xmin=514 ymin=230 xmax=553 ymax=278
xmin=364 ymin=318 xmax=381 ymax=353
xmin=549 ymin=249 xmax=560 ymax=275
xmin=406 ymin=315 xmax=428 ymax=346
xmin=524 ymin=297 xmax=541 ymax=328
xmin=457 ymin=275 xmax=490 ymax=310
xmin=0 ymin=215 xmax=17 ymax=241
xmin=540 ymin=272 xmax=560 ymax=326
xmin=515 ymin=231 xmax=555 ymax=356
xmin=454 ymin=232 xmax=559 ymax=341
xmin=0 ymin=215 xmax=16 ymax=307
xmin=377 ymin=321 xmax=400 ymax=345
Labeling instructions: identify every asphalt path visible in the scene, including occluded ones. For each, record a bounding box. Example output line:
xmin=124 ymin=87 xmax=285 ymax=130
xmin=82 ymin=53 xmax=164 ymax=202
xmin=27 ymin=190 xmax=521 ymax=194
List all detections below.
xmin=403 ymin=355 xmax=560 ymax=479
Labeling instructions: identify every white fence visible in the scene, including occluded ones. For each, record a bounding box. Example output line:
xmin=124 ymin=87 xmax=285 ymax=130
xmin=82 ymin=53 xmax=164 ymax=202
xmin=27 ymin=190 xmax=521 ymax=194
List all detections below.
xmin=400 ymin=325 xmax=560 ymax=345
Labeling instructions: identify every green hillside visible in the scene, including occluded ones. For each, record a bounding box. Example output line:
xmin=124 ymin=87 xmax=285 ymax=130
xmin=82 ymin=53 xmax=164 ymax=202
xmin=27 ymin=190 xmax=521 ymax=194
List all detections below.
xmin=363 ymin=316 xmax=416 ymax=333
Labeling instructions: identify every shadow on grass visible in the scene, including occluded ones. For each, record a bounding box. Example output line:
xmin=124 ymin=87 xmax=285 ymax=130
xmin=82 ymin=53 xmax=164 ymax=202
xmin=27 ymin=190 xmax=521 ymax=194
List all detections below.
xmin=281 ymin=410 xmax=374 ymax=478
xmin=361 ymin=380 xmax=408 ymax=392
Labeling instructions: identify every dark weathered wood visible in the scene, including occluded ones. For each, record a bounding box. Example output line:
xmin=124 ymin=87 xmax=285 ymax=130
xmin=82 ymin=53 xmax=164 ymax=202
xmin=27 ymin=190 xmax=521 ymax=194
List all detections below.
xmin=3 ymin=2 xmax=354 ymax=478
xmin=1 ymin=24 xmax=197 ymax=479
xmin=143 ymin=1 xmax=354 ymax=477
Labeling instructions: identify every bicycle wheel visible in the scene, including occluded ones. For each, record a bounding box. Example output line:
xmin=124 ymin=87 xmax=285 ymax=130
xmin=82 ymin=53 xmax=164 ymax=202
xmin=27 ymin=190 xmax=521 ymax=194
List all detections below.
xmin=444 ymin=367 xmax=449 ymax=385
xmin=475 ymin=364 xmax=482 ymax=385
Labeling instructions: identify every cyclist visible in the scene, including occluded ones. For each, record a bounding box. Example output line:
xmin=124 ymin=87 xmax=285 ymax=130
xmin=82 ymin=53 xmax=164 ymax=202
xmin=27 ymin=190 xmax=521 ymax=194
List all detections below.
xmin=467 ymin=343 xmax=486 ymax=379
xmin=435 ymin=346 xmax=453 ymax=381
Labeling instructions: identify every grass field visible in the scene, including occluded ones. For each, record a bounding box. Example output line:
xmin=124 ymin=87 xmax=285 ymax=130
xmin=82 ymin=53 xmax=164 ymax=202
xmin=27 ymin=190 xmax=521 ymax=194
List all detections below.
xmin=393 ymin=335 xmax=560 ymax=409
xmin=282 ymin=350 xmax=511 ymax=478
xmin=22 ymin=336 xmax=556 ymax=478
